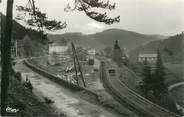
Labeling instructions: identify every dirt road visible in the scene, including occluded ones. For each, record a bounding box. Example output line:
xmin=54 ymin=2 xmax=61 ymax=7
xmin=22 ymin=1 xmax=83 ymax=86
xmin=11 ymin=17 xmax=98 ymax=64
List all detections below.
xmin=15 ymin=62 xmax=119 ymax=117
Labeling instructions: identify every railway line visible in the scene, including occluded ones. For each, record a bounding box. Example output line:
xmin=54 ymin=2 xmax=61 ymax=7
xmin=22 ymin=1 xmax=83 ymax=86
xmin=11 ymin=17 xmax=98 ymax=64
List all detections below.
xmin=17 ymin=54 xmax=181 ymax=117
xmin=15 ymin=62 xmax=120 ymax=117
xmin=22 ymin=57 xmax=142 ymax=117
xmin=100 ymin=60 xmax=180 ymax=117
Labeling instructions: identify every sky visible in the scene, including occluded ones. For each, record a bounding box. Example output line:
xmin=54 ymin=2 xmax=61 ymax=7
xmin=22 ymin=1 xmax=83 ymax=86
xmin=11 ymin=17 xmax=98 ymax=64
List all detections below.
xmin=0 ymin=0 xmax=184 ymax=36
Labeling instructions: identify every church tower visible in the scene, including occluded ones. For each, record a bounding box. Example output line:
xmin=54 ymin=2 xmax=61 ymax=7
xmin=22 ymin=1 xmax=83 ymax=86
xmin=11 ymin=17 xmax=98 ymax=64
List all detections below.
xmin=112 ymin=40 xmax=123 ymax=65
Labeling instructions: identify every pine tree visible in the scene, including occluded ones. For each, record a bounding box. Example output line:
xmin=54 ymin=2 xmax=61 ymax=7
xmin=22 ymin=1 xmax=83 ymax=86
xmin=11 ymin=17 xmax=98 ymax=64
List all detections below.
xmin=142 ymin=59 xmax=152 ymax=96
xmin=153 ymin=51 xmax=168 ymax=100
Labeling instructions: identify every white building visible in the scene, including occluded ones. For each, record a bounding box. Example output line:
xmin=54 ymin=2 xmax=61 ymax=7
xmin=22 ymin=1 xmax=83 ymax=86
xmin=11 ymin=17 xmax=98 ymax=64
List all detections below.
xmin=138 ymin=54 xmax=157 ymax=62
xmin=48 ymin=43 xmax=68 ymax=54
xmin=86 ymin=48 xmax=96 ymax=60
xmin=87 ymin=48 xmax=96 ymax=56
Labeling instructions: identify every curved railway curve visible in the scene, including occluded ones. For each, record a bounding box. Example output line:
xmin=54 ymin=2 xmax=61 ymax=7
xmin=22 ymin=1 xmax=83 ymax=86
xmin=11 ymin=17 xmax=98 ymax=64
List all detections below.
xmin=100 ymin=60 xmax=180 ymax=117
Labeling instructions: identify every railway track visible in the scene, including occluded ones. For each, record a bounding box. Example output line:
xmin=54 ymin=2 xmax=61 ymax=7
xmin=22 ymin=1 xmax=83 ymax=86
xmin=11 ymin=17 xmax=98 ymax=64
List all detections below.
xmin=100 ymin=61 xmax=146 ymax=117
xmin=100 ymin=60 xmax=180 ymax=117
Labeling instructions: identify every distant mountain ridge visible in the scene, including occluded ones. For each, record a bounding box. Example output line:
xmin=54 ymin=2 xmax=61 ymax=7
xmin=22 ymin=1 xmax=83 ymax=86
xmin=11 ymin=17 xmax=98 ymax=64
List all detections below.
xmin=1 ymin=15 xmax=168 ymax=55
xmin=48 ymin=29 xmax=167 ymax=52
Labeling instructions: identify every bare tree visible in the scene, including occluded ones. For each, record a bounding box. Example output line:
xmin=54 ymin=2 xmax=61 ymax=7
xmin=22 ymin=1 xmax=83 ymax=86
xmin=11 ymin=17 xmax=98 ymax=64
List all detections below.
xmin=1 ymin=0 xmax=120 ymax=115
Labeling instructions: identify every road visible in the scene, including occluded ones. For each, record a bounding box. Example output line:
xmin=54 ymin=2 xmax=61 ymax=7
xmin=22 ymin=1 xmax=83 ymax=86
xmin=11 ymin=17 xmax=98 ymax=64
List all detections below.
xmin=13 ymin=55 xmax=50 ymax=63
xmin=15 ymin=62 xmax=119 ymax=117
xmin=168 ymin=82 xmax=184 ymax=91
xmin=13 ymin=55 xmax=179 ymax=117
xmin=101 ymin=59 xmax=179 ymax=117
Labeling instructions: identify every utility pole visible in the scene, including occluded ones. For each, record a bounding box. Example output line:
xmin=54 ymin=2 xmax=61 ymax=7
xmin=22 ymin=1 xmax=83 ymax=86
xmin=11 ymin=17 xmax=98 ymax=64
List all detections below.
xmin=71 ymin=42 xmax=86 ymax=87
xmin=15 ymin=39 xmax=17 ymax=57
xmin=71 ymin=43 xmax=79 ymax=85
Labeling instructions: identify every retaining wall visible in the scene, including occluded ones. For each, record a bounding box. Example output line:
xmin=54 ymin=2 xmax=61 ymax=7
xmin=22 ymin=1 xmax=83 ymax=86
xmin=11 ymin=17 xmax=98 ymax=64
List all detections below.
xmin=23 ymin=60 xmax=98 ymax=97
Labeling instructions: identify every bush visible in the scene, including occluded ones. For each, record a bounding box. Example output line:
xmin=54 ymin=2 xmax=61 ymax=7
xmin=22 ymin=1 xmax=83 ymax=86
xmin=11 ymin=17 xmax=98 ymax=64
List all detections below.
xmin=14 ymin=72 xmax=22 ymax=81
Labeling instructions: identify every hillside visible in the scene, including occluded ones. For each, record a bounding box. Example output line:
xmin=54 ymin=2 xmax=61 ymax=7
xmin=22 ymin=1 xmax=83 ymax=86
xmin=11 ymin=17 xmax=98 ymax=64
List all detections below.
xmin=1 ymin=15 xmax=47 ymax=57
xmin=48 ymin=29 xmax=167 ymax=52
xmin=1 ymin=15 xmax=26 ymax=39
xmin=1 ymin=14 xmax=47 ymax=43
xmin=129 ymin=33 xmax=184 ymax=63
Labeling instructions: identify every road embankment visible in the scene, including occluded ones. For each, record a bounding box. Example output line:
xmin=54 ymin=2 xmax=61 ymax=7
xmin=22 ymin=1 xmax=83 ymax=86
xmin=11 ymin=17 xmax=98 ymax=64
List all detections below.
xmin=23 ymin=60 xmax=98 ymax=97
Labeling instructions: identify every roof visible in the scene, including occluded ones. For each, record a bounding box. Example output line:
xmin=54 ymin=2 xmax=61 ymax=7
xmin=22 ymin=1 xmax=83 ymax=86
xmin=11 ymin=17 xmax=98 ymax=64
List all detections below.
xmin=138 ymin=54 xmax=157 ymax=58
xmin=49 ymin=43 xmax=67 ymax=47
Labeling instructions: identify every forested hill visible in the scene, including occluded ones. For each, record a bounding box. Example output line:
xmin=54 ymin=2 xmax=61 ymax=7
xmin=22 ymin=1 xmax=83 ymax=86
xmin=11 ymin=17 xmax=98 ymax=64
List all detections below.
xmin=1 ymin=15 xmax=47 ymax=57
xmin=129 ymin=33 xmax=184 ymax=63
xmin=48 ymin=29 xmax=167 ymax=52
xmin=1 ymin=14 xmax=47 ymax=43
xmin=2 ymin=14 xmax=166 ymax=52
xmin=1 ymin=14 xmax=26 ymax=39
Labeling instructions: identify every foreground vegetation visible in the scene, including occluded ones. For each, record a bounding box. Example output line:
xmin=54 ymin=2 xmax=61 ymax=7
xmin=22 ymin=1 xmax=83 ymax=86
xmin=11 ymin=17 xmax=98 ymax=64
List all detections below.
xmin=0 ymin=69 xmax=66 ymax=117
xmin=140 ymin=53 xmax=182 ymax=115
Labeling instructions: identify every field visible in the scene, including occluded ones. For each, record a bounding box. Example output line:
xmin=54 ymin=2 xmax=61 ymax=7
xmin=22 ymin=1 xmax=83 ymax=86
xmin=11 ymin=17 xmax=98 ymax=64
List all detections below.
xmin=170 ymin=85 xmax=184 ymax=106
xmin=164 ymin=63 xmax=184 ymax=85
xmin=164 ymin=63 xmax=184 ymax=112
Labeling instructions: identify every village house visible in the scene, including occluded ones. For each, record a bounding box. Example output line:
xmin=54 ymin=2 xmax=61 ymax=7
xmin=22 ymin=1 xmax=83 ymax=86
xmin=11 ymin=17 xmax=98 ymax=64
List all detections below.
xmin=87 ymin=48 xmax=96 ymax=56
xmin=138 ymin=53 xmax=157 ymax=63
xmin=48 ymin=43 xmax=69 ymax=55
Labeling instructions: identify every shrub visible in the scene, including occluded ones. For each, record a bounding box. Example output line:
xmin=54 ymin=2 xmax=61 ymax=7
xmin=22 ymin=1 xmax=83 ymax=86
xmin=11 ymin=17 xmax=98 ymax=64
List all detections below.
xmin=14 ymin=72 xmax=22 ymax=81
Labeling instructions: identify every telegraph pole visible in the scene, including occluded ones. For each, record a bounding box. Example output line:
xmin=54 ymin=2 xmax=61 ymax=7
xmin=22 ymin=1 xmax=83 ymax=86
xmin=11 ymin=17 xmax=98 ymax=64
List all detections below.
xmin=15 ymin=39 xmax=17 ymax=57
xmin=71 ymin=42 xmax=79 ymax=85
xmin=71 ymin=42 xmax=86 ymax=87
